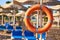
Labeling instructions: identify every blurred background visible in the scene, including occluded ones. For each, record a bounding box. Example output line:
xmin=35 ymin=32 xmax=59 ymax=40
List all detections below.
xmin=0 ymin=0 xmax=60 ymax=40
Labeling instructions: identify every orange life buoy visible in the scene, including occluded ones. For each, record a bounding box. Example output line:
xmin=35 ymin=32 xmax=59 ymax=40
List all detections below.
xmin=24 ymin=4 xmax=53 ymax=33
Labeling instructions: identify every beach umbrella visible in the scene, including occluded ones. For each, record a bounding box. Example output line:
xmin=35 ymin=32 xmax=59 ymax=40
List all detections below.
xmin=15 ymin=11 xmax=25 ymax=22
xmin=15 ymin=0 xmax=27 ymax=3
xmin=47 ymin=5 xmax=60 ymax=10
xmin=16 ymin=13 xmax=21 ymax=16
xmin=6 ymin=13 xmax=13 ymax=17
xmin=16 ymin=11 xmax=25 ymax=16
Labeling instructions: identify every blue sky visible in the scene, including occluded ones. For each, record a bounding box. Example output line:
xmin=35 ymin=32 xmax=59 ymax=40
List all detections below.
xmin=58 ymin=0 xmax=60 ymax=1
xmin=0 ymin=0 xmax=12 ymax=6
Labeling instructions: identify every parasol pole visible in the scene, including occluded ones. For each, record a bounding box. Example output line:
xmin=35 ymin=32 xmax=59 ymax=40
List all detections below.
xmin=2 ymin=13 xmax=3 ymax=25
xmin=8 ymin=16 xmax=10 ymax=24
xmin=39 ymin=0 xmax=43 ymax=40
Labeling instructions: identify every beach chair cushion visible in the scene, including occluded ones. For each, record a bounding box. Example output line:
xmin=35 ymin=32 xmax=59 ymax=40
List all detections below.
xmin=24 ymin=30 xmax=36 ymax=39
xmin=0 ymin=25 xmax=6 ymax=30
xmin=12 ymin=30 xmax=22 ymax=38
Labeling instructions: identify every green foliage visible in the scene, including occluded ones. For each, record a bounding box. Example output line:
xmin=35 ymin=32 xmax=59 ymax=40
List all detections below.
xmin=6 ymin=1 xmax=11 ymax=4
xmin=28 ymin=6 xmax=30 ymax=8
xmin=44 ymin=16 xmax=48 ymax=22
xmin=16 ymin=10 xmax=19 ymax=13
xmin=4 ymin=16 xmax=9 ymax=20
xmin=0 ymin=16 xmax=2 ymax=19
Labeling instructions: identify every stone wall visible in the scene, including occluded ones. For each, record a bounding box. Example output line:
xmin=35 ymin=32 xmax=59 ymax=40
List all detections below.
xmin=46 ymin=28 xmax=60 ymax=40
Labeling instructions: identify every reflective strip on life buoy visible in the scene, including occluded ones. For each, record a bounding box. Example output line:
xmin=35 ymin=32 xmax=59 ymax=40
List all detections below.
xmin=24 ymin=4 xmax=53 ymax=33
